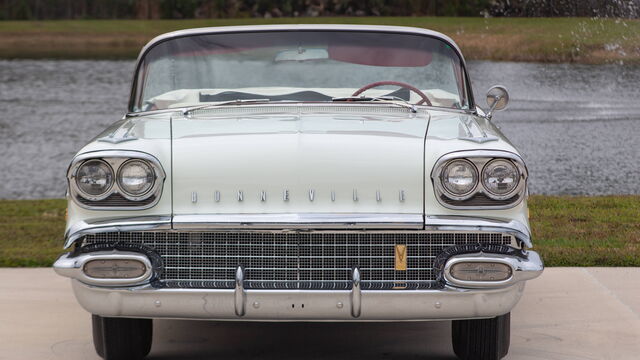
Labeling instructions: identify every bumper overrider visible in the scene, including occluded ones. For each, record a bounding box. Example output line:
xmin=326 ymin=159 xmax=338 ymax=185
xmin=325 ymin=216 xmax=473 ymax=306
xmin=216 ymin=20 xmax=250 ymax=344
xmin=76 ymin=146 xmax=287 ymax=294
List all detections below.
xmin=54 ymin=215 xmax=543 ymax=321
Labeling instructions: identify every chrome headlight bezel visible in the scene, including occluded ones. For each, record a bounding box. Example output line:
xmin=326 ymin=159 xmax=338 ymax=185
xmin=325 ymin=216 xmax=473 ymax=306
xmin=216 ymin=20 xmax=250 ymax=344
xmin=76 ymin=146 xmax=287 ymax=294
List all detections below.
xmin=431 ymin=150 xmax=528 ymax=210
xmin=68 ymin=150 xmax=165 ymax=210
xmin=438 ymin=159 xmax=479 ymax=201
xmin=117 ymin=159 xmax=156 ymax=200
xmin=481 ymin=158 xmax=521 ymax=200
xmin=74 ymin=159 xmax=115 ymax=201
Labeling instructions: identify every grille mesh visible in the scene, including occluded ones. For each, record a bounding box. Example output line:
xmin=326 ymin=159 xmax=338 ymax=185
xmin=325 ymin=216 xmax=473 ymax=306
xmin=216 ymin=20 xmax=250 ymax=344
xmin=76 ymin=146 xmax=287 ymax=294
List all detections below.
xmin=76 ymin=193 xmax=156 ymax=207
xmin=441 ymin=193 xmax=520 ymax=207
xmin=82 ymin=232 xmax=512 ymax=290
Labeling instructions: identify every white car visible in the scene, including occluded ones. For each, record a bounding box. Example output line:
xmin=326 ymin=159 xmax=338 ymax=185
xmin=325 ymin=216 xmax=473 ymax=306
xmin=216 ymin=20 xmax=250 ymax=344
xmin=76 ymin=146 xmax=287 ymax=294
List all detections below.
xmin=54 ymin=25 xmax=543 ymax=360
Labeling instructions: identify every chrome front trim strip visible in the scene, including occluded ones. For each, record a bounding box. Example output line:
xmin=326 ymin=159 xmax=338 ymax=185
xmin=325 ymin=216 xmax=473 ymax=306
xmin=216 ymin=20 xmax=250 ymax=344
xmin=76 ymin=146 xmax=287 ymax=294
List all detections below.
xmin=71 ymin=280 xmax=525 ymax=321
xmin=424 ymin=215 xmax=531 ymax=248
xmin=64 ymin=216 xmax=172 ymax=248
xmin=53 ymin=251 xmax=153 ymax=286
xmin=443 ymin=251 xmax=543 ymax=289
xmin=172 ymin=213 xmax=424 ymax=230
xmin=64 ymin=214 xmax=531 ymax=249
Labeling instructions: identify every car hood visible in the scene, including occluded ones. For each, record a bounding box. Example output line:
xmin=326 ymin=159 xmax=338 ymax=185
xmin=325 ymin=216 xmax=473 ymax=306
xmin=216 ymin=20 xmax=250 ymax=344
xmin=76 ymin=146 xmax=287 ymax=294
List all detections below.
xmin=171 ymin=106 xmax=430 ymax=215
xmin=71 ymin=107 xmax=523 ymax=230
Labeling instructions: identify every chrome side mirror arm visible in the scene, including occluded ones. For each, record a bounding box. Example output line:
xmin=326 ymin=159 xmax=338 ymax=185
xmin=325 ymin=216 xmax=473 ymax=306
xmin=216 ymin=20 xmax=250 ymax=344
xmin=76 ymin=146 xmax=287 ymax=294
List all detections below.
xmin=484 ymin=85 xmax=510 ymax=120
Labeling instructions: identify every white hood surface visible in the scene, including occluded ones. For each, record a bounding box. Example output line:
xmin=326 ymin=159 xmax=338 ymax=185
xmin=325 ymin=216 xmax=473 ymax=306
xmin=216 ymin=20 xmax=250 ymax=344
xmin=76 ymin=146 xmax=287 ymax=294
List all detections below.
xmin=171 ymin=107 xmax=429 ymax=215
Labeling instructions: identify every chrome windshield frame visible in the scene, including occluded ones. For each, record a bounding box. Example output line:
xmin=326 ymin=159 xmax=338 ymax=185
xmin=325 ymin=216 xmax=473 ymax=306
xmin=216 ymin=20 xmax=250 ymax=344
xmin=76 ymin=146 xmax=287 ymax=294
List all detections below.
xmin=126 ymin=24 xmax=475 ymax=113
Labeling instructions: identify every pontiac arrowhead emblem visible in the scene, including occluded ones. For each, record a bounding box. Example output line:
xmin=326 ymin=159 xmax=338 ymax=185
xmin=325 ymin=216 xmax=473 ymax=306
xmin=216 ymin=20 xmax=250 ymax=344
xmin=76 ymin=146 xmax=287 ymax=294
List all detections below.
xmin=394 ymin=244 xmax=407 ymax=271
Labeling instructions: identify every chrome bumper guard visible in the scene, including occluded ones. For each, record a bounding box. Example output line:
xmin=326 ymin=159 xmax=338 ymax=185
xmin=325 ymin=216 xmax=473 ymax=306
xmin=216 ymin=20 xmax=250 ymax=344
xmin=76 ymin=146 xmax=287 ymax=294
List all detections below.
xmin=55 ymin=250 xmax=542 ymax=321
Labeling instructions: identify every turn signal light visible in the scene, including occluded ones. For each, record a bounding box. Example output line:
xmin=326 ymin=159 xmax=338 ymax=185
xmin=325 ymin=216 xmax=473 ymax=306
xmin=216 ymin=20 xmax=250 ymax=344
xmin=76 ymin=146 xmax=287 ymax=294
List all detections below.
xmin=450 ymin=262 xmax=512 ymax=282
xmin=83 ymin=259 xmax=147 ymax=279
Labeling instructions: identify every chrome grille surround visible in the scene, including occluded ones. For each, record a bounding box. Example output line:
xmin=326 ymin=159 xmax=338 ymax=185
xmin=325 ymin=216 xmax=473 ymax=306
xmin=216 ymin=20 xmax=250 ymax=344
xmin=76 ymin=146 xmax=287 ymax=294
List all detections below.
xmin=81 ymin=231 xmax=513 ymax=290
xmin=440 ymin=193 xmax=519 ymax=207
xmin=76 ymin=193 xmax=157 ymax=207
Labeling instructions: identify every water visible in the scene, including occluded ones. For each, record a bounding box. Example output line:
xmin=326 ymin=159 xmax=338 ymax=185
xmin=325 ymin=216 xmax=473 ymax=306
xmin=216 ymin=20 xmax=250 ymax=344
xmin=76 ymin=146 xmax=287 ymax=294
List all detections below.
xmin=0 ymin=60 xmax=638 ymax=199
xmin=469 ymin=61 xmax=640 ymax=195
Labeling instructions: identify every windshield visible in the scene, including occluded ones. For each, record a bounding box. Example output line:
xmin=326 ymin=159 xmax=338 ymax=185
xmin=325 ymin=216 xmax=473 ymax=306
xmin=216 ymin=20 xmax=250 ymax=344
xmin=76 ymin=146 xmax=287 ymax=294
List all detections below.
xmin=131 ymin=30 xmax=469 ymax=112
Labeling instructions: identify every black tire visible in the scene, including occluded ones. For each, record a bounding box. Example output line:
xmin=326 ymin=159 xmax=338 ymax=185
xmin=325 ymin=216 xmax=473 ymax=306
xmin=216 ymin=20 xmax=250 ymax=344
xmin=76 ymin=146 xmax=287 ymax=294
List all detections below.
xmin=92 ymin=315 xmax=153 ymax=360
xmin=91 ymin=315 xmax=105 ymax=358
xmin=452 ymin=312 xmax=510 ymax=360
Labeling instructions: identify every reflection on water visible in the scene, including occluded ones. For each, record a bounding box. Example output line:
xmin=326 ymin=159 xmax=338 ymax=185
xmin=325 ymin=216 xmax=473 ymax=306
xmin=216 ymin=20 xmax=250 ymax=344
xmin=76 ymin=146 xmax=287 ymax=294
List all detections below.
xmin=469 ymin=61 xmax=640 ymax=196
xmin=0 ymin=60 xmax=638 ymax=199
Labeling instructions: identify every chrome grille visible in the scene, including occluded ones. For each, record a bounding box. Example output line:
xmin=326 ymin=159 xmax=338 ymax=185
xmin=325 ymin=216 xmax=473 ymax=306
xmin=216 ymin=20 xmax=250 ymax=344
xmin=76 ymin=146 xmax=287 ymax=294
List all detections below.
xmin=82 ymin=232 xmax=512 ymax=289
xmin=76 ymin=193 xmax=156 ymax=207
xmin=440 ymin=193 xmax=520 ymax=207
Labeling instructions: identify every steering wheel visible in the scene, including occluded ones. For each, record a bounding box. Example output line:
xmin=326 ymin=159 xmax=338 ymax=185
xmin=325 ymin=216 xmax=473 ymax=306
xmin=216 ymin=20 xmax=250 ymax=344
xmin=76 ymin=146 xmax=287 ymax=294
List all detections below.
xmin=352 ymin=81 xmax=432 ymax=106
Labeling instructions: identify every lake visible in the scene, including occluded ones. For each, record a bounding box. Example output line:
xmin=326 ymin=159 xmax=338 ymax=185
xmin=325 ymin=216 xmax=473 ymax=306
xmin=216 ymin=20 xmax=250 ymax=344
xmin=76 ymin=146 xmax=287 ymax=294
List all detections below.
xmin=0 ymin=60 xmax=638 ymax=199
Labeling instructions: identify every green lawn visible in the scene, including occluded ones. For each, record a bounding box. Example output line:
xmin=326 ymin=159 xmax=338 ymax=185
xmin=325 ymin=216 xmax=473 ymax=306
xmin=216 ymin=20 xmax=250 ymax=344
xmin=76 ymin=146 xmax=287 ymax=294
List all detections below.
xmin=1 ymin=17 xmax=639 ymax=63
xmin=1 ymin=196 xmax=638 ymax=267
xmin=0 ymin=199 xmax=66 ymax=267
xmin=528 ymin=196 xmax=640 ymax=266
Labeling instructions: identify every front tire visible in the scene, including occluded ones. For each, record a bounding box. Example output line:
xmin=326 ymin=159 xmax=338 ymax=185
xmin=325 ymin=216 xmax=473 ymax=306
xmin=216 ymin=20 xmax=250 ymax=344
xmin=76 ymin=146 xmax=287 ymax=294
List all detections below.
xmin=92 ymin=315 xmax=153 ymax=360
xmin=452 ymin=312 xmax=510 ymax=360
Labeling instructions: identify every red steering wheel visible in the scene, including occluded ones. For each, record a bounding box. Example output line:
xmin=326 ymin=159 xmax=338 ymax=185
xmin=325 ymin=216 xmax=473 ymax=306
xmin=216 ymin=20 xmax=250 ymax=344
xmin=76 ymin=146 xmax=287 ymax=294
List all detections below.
xmin=352 ymin=81 xmax=432 ymax=106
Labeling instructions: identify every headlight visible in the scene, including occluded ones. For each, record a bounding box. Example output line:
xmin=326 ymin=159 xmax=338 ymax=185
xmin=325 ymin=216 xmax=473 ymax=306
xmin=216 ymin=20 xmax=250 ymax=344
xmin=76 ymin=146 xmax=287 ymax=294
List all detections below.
xmin=76 ymin=160 xmax=113 ymax=198
xmin=117 ymin=159 xmax=155 ymax=197
xmin=482 ymin=159 xmax=520 ymax=199
xmin=440 ymin=159 xmax=478 ymax=199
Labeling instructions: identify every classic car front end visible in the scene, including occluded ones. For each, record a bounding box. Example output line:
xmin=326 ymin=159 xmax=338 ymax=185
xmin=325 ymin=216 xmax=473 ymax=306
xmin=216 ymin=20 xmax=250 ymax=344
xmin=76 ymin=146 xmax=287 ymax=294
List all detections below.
xmin=54 ymin=25 xmax=542 ymax=360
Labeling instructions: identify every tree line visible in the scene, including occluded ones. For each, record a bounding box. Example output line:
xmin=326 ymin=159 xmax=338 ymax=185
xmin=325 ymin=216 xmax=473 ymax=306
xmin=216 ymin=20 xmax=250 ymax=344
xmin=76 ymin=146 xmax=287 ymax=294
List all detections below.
xmin=1 ymin=0 xmax=638 ymax=20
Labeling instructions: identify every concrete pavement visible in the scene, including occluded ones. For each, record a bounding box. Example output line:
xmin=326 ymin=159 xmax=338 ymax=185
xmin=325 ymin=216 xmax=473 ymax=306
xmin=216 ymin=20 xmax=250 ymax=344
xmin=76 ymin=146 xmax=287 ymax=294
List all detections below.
xmin=1 ymin=268 xmax=639 ymax=360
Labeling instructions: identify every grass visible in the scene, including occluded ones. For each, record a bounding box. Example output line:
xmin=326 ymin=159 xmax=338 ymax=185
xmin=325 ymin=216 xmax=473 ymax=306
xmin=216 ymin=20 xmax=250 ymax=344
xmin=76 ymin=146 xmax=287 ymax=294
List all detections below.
xmin=528 ymin=196 xmax=640 ymax=266
xmin=1 ymin=196 xmax=639 ymax=267
xmin=0 ymin=17 xmax=639 ymax=63
xmin=0 ymin=199 xmax=66 ymax=267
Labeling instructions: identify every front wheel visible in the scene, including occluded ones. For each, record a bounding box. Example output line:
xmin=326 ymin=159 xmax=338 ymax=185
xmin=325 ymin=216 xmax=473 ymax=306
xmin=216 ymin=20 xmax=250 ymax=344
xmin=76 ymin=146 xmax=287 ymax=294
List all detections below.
xmin=451 ymin=312 xmax=510 ymax=360
xmin=92 ymin=315 xmax=153 ymax=360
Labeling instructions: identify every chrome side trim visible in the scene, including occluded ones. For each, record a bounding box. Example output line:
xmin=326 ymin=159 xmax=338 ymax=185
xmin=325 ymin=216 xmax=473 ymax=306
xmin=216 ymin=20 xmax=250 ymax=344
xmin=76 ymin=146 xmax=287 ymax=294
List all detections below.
xmin=443 ymin=251 xmax=543 ymax=289
xmin=64 ymin=216 xmax=172 ymax=249
xmin=68 ymin=150 xmax=166 ymax=210
xmin=53 ymin=251 xmax=153 ymax=286
xmin=430 ymin=150 xmax=528 ymax=210
xmin=424 ymin=215 xmax=532 ymax=248
xmin=172 ymin=213 xmax=424 ymax=230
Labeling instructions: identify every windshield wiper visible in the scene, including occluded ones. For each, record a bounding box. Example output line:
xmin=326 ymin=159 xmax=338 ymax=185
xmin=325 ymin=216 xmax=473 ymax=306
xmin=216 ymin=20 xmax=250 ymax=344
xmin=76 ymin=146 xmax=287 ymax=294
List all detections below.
xmin=331 ymin=96 xmax=417 ymax=113
xmin=182 ymin=98 xmax=271 ymax=116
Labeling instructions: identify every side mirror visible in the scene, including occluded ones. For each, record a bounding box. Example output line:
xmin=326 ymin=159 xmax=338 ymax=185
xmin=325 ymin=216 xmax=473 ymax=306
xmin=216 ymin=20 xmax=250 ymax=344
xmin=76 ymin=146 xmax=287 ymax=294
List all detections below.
xmin=485 ymin=85 xmax=509 ymax=119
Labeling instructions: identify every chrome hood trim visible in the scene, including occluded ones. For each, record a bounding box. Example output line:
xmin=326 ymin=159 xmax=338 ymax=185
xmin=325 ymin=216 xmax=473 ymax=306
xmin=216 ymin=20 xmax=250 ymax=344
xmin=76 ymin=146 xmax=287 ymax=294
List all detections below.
xmin=426 ymin=111 xmax=511 ymax=145
xmin=172 ymin=213 xmax=424 ymax=230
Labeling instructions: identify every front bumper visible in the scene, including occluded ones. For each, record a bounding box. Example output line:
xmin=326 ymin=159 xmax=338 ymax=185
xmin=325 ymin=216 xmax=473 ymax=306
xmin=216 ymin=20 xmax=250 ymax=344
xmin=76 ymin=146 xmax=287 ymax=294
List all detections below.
xmin=56 ymin=215 xmax=542 ymax=321
xmin=56 ymin=250 xmax=542 ymax=321
xmin=70 ymin=280 xmax=526 ymax=321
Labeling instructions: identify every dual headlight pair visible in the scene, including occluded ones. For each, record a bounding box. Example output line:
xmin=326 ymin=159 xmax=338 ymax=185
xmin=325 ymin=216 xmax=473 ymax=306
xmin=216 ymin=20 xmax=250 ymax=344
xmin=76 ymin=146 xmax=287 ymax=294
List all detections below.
xmin=433 ymin=151 xmax=527 ymax=207
xmin=68 ymin=151 xmax=165 ymax=208
xmin=76 ymin=159 xmax=155 ymax=199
